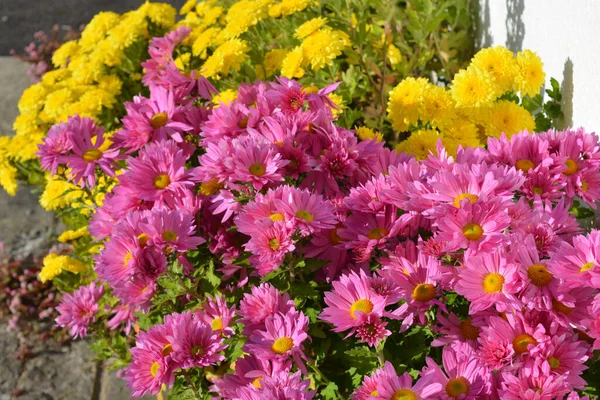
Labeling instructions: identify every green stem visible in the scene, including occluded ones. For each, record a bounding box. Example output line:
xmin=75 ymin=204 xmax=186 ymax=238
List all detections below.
xmin=310 ymin=364 xmax=347 ymax=400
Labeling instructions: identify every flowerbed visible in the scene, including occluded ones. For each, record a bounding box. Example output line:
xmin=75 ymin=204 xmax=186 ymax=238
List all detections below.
xmin=1 ymin=1 xmax=599 ymax=399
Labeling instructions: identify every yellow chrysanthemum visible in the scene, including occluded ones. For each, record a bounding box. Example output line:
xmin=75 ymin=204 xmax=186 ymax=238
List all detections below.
xmin=356 ymin=126 xmax=383 ymax=142
xmin=98 ymin=75 xmax=123 ymax=95
xmin=201 ymin=38 xmax=251 ymax=79
xmin=279 ymin=0 xmax=311 ymax=16
xmin=18 ymin=84 xmax=47 ymax=114
xmin=264 ymin=49 xmax=289 ymax=76
xmin=281 ymin=46 xmax=305 ymax=79
xmin=440 ymin=119 xmax=481 ymax=156
xmin=52 ymin=40 xmax=80 ymax=68
xmin=387 ymin=77 xmax=429 ymax=131
xmin=79 ymin=11 xmax=120 ymax=49
xmin=192 ymin=27 xmax=220 ymax=58
xmin=39 ymin=253 xmax=87 ymax=283
xmin=300 ymin=28 xmax=349 ymax=71
xmin=396 ymin=129 xmax=440 ymax=160
xmin=387 ymin=44 xmax=402 ymax=66
xmin=68 ymin=55 xmax=105 ymax=85
xmin=486 ymin=100 xmax=536 ymax=138
xmin=39 ymin=177 xmax=87 ymax=211
xmin=92 ymin=39 xmax=124 ymax=67
xmin=0 ymin=137 xmax=18 ymax=196
xmin=220 ymin=1 xmax=267 ymax=40
xmin=58 ymin=227 xmax=89 ymax=243
xmin=471 ymin=46 xmax=518 ymax=93
xmin=40 ymin=69 xmax=71 ymax=86
xmin=419 ymin=84 xmax=455 ymax=127
xmin=180 ymin=0 xmax=198 ymax=15
xmin=43 ymin=88 xmax=74 ymax=120
xmin=515 ymin=49 xmax=545 ymax=98
xmin=213 ymin=89 xmax=238 ymax=106
xmin=327 ymin=93 xmax=345 ymax=117
xmin=106 ymin=11 xmax=147 ymax=50
xmin=140 ymin=3 xmax=177 ymax=28
xmin=451 ymin=66 xmax=500 ymax=108
xmin=294 ymin=17 xmax=327 ymax=39
xmin=7 ymin=131 xmax=45 ymax=161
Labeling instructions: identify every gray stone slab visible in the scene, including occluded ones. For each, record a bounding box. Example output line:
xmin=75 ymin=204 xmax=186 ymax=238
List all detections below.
xmin=0 ymin=327 xmax=22 ymax=396
xmin=0 ymin=57 xmax=29 ymax=135
xmin=100 ymin=368 xmax=155 ymax=400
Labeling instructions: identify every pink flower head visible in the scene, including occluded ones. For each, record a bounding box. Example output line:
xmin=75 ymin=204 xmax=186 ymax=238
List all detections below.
xmin=320 ymin=270 xmax=387 ymax=333
xmin=355 ymin=313 xmax=391 ymax=347
xmin=120 ymin=140 xmax=194 ymax=202
xmin=196 ymin=294 xmax=237 ymax=337
xmin=55 ymin=282 xmax=104 ymax=339
xmin=167 ymin=311 xmax=227 ymax=369
xmin=581 ymin=294 xmax=600 ymax=350
xmin=454 ymin=250 xmax=522 ymax=313
xmin=60 ymin=116 xmax=120 ymax=188
xmin=37 ymin=120 xmax=73 ymax=174
xmin=275 ymin=186 xmax=337 ymax=236
xmin=431 ymin=313 xmax=483 ymax=348
xmin=238 ymin=283 xmax=296 ymax=331
xmin=487 ymin=132 xmax=555 ymax=173
xmin=141 ymin=209 xmax=205 ymax=252
xmin=266 ymin=77 xmax=306 ymax=114
xmin=374 ymin=362 xmax=441 ymax=400
xmin=499 ymin=369 xmax=569 ymax=400
xmin=235 ymin=370 xmax=315 ymax=400
xmin=435 ymin=200 xmax=511 ymax=255
xmin=351 ymin=360 xmax=397 ymax=400
xmin=345 ymin=174 xmax=392 ymax=214
xmin=548 ymin=230 xmax=600 ymax=289
xmin=201 ymin=101 xmax=251 ymax=145
xmin=244 ymin=221 xmax=295 ymax=276
xmin=107 ymin=304 xmax=138 ymax=335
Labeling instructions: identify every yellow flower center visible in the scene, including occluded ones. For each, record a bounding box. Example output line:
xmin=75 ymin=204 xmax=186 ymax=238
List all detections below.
xmin=153 ymin=174 xmax=171 ymax=189
xmin=581 ymin=181 xmax=589 ymax=192
xmin=239 ymin=116 xmax=249 ymax=129
xmin=150 ymin=361 xmax=160 ymax=377
xmin=391 ymin=389 xmax=418 ymax=400
xmin=328 ymin=228 xmax=342 ymax=245
xmin=532 ymin=186 xmax=543 ymax=195
xmin=269 ymin=238 xmax=280 ymax=250
xmin=367 ymin=227 xmax=388 ymax=240
xmin=82 ymin=148 xmax=103 ymax=162
xmin=150 ymin=112 xmax=169 ymax=129
xmin=515 ymin=159 xmax=535 ymax=172
xmin=295 ymin=210 xmax=314 ymax=222
xmin=349 ymin=299 xmax=374 ymax=319
xmin=565 ymin=158 xmax=579 ymax=175
xmin=252 ymin=377 xmax=263 ymax=389
xmin=137 ymin=233 xmax=149 ymax=248
xmin=446 ymin=377 xmax=470 ymax=398
xmin=513 ymin=333 xmax=537 ymax=355
xmin=162 ymin=230 xmax=178 ymax=242
xmin=459 ymin=318 xmax=480 ymax=340
xmin=200 ymin=179 xmax=223 ymax=196
xmin=581 ymin=262 xmax=595 ymax=273
xmin=271 ymin=337 xmax=294 ymax=355
xmin=453 ymin=193 xmax=479 ymax=208
xmin=249 ymin=163 xmax=266 ymax=177
xmin=552 ymin=299 xmax=573 ymax=315
xmin=161 ymin=343 xmax=172 ymax=357
xmin=411 ymin=283 xmax=436 ymax=302
xmin=190 ymin=345 xmax=204 ymax=357
xmin=527 ymin=264 xmax=553 ymax=287
xmin=462 ymin=223 xmax=483 ymax=241
xmin=549 ymin=356 xmax=560 ymax=369
xmin=211 ymin=317 xmax=223 ymax=331
xmin=270 ymin=213 xmax=285 ymax=221
xmin=482 ymin=273 xmax=504 ymax=293
xmin=123 ymin=252 xmax=132 ymax=266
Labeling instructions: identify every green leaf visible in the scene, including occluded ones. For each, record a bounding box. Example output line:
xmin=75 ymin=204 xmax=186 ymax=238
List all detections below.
xmin=320 ymin=382 xmax=339 ymax=400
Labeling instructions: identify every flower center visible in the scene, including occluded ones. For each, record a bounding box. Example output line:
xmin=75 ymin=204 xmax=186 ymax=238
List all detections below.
xmin=190 ymin=345 xmax=204 ymax=357
xmin=462 ymin=223 xmax=483 ymax=241
xmin=137 ymin=233 xmax=149 ymax=247
xmin=532 ymin=186 xmax=543 ymax=195
xmin=367 ymin=227 xmax=388 ymax=240
xmin=269 ymin=238 xmax=280 ymax=250
xmin=370 ymin=391 xmax=379 ymax=397
xmin=482 ymin=272 xmax=504 ymax=293
xmin=150 ymin=361 xmax=160 ymax=377
xmin=515 ymin=159 xmax=535 ymax=172
xmin=552 ymin=299 xmax=573 ymax=315
xmin=581 ymin=181 xmax=589 ymax=192
xmin=459 ymin=318 xmax=480 ymax=340
xmin=211 ymin=317 xmax=223 ymax=331
xmin=249 ymin=163 xmax=266 ymax=177
xmin=549 ymin=356 xmax=560 ymax=369
xmin=271 ymin=337 xmax=294 ymax=355
xmin=295 ymin=210 xmax=314 ymax=222
xmin=512 ymin=333 xmax=537 ymax=355
xmin=411 ymin=283 xmax=436 ymax=302
xmin=565 ymin=158 xmax=578 ymax=175
xmin=581 ymin=261 xmax=595 ymax=273
xmin=446 ymin=377 xmax=470 ymax=398
xmin=252 ymin=377 xmax=263 ymax=389
xmin=391 ymin=389 xmax=418 ymax=400
xmin=123 ymin=252 xmax=132 ymax=266
xmin=328 ymin=228 xmax=342 ymax=245
xmin=150 ymin=112 xmax=169 ymax=129
xmin=238 ymin=116 xmax=249 ymax=129
xmin=350 ymin=299 xmax=374 ymax=319
xmin=527 ymin=264 xmax=553 ymax=287
xmin=162 ymin=230 xmax=178 ymax=242
xmin=82 ymin=148 xmax=103 ymax=162
xmin=200 ymin=179 xmax=223 ymax=196
xmin=153 ymin=174 xmax=171 ymax=189
xmin=161 ymin=343 xmax=172 ymax=357
xmin=453 ymin=193 xmax=479 ymax=208
xmin=270 ymin=213 xmax=285 ymax=221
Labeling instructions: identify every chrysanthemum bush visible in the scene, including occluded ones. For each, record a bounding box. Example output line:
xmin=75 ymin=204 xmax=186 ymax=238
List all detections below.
xmin=2 ymin=1 xmax=600 ymax=399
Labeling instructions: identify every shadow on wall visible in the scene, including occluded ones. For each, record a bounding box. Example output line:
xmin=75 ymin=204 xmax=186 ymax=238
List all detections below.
xmin=558 ymin=58 xmax=574 ymax=129
xmin=505 ymin=0 xmax=525 ymax=52
xmin=472 ymin=0 xmax=493 ymax=49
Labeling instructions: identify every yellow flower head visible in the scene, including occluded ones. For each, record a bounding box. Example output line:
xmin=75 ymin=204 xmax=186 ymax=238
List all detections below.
xmin=40 ymin=253 xmax=87 ymax=283
xmin=440 ymin=119 xmax=481 ymax=156
xmin=79 ymin=11 xmax=120 ymax=49
xmin=451 ymin=66 xmax=500 ymax=108
xmin=515 ymin=50 xmax=545 ymax=98
xmin=387 ymin=44 xmax=402 ymax=66
xmin=279 ymin=0 xmax=311 ymax=16
xmin=264 ymin=49 xmax=289 ymax=76
xmin=294 ymin=17 xmax=328 ymax=39
xmin=487 ymin=100 xmax=536 ymax=138
xmin=52 ymin=41 xmax=80 ymax=68
xmin=140 ymin=3 xmax=177 ymax=28
xmin=281 ymin=46 xmax=305 ymax=79
xmin=192 ymin=27 xmax=220 ymax=58
xmin=40 ymin=177 xmax=87 ymax=211
xmin=201 ymin=38 xmax=251 ymax=79
xmin=387 ymin=77 xmax=429 ymax=131
xmin=396 ymin=129 xmax=440 ymax=160
xmin=471 ymin=46 xmax=518 ymax=93
xmin=300 ymin=28 xmax=349 ymax=71
xmin=419 ymin=84 xmax=455 ymax=127
xmin=356 ymin=127 xmax=383 ymax=142
xmin=213 ymin=89 xmax=238 ymax=106
xmin=180 ymin=0 xmax=198 ymax=15
xmin=58 ymin=227 xmax=89 ymax=243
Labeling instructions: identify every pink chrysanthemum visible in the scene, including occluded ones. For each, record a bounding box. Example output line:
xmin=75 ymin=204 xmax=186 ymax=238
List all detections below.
xmin=431 ymin=313 xmax=484 ymax=348
xmin=196 ymin=294 xmax=237 ymax=337
xmin=454 ymin=250 xmax=521 ymax=313
xmin=141 ymin=209 xmax=205 ymax=252
xmin=338 ymin=208 xmax=400 ymax=261
xmin=201 ymin=101 xmax=252 ymax=145
xmin=320 ymin=270 xmax=387 ymax=333
xmin=548 ymin=230 xmax=600 ymax=289
xmin=351 ymin=360 xmax=398 ymax=400
xmin=167 ymin=311 xmax=227 ymax=369
xmin=373 ymin=362 xmax=441 ymax=400
xmin=275 ymin=186 xmax=337 ymax=236
xmin=244 ymin=221 xmax=296 ymax=276
xmin=499 ymin=369 xmax=569 ymax=400
xmin=345 ymin=174 xmax=391 ymax=214
xmin=235 ymin=370 xmax=315 ymax=400
xmin=55 ymin=282 xmax=104 ymax=339
xmin=355 ymin=313 xmax=391 ymax=347
xmin=238 ymin=283 xmax=296 ymax=331
xmin=37 ymin=120 xmax=73 ymax=174
xmin=266 ymin=77 xmax=306 ymax=114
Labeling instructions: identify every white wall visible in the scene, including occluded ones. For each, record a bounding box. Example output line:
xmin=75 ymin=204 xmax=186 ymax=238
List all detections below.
xmin=474 ymin=0 xmax=600 ymax=132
